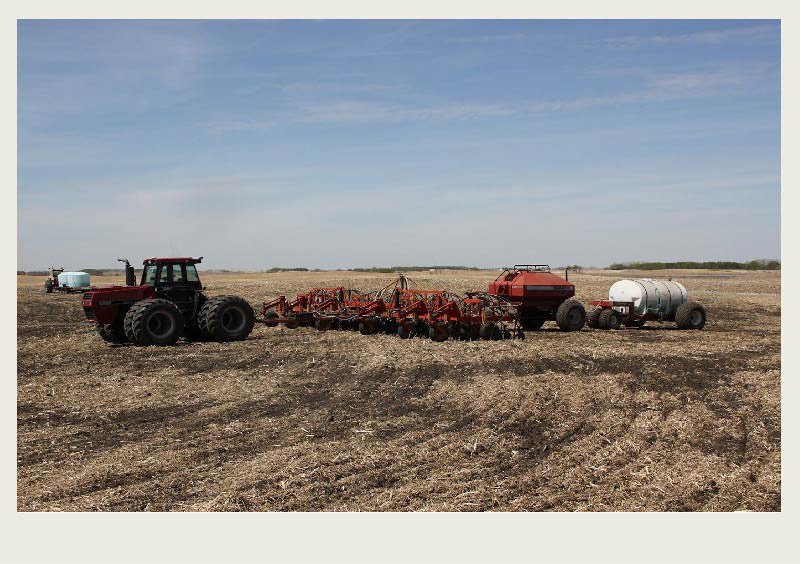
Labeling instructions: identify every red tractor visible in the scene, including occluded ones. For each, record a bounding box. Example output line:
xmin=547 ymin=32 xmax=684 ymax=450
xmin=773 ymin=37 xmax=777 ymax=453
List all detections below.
xmin=81 ymin=257 xmax=255 ymax=346
xmin=488 ymin=265 xmax=586 ymax=331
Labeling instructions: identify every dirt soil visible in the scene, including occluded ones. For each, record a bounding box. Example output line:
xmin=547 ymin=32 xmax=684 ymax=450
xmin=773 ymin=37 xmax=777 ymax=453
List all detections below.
xmin=17 ymin=269 xmax=781 ymax=511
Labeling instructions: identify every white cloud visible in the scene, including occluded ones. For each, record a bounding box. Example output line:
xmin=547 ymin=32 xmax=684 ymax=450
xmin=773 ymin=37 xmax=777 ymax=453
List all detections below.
xmin=600 ymin=24 xmax=777 ymax=48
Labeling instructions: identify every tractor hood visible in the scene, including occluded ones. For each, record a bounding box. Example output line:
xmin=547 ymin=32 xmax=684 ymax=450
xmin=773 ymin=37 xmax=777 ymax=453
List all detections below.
xmin=81 ymin=285 xmax=155 ymax=305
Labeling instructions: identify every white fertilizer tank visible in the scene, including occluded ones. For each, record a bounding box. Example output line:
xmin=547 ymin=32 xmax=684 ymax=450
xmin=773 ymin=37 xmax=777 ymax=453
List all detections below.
xmin=608 ymin=278 xmax=688 ymax=318
xmin=57 ymin=271 xmax=90 ymax=288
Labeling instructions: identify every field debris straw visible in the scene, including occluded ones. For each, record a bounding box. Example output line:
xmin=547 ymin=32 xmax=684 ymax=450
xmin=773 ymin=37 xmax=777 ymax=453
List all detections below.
xmin=17 ymin=269 xmax=780 ymax=511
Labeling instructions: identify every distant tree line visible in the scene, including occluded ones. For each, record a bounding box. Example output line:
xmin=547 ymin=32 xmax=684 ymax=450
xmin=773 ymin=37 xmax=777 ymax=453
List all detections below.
xmin=349 ymin=266 xmax=481 ymax=273
xmin=608 ymin=259 xmax=780 ymax=271
xmin=265 ymin=267 xmax=311 ymax=273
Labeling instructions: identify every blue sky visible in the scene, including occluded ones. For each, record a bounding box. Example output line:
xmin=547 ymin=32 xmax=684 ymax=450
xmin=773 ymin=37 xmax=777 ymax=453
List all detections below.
xmin=17 ymin=20 xmax=780 ymax=270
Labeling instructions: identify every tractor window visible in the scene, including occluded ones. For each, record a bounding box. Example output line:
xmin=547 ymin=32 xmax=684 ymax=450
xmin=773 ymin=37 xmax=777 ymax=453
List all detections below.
xmin=185 ymin=264 xmax=199 ymax=283
xmin=157 ymin=265 xmax=170 ymax=284
xmin=142 ymin=265 xmax=156 ymax=285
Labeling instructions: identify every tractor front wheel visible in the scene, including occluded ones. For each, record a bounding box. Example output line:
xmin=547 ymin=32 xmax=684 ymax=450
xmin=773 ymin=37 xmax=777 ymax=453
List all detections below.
xmin=124 ymin=299 xmax=184 ymax=346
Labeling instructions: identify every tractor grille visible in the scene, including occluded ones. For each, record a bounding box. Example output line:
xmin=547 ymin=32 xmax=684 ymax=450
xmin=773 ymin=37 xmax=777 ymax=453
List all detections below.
xmin=83 ymin=307 xmax=95 ymax=320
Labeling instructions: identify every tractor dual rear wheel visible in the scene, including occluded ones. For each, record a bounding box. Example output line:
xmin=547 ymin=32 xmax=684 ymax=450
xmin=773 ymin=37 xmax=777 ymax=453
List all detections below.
xmin=124 ymin=299 xmax=184 ymax=346
xmin=198 ymin=295 xmax=256 ymax=341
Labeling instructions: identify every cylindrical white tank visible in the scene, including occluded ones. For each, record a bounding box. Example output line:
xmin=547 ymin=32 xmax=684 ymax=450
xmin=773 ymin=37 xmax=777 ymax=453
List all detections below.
xmin=608 ymin=278 xmax=687 ymax=318
xmin=57 ymin=271 xmax=90 ymax=288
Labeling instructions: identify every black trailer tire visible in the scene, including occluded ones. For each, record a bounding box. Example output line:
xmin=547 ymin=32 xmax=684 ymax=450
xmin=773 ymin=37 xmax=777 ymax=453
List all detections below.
xmin=598 ymin=308 xmax=621 ymax=330
xmin=97 ymin=322 xmax=127 ymax=344
xmin=556 ymin=299 xmax=586 ymax=331
xmin=675 ymin=301 xmax=706 ymax=330
xmin=586 ymin=307 xmax=602 ymax=329
xmin=44 ymin=280 xmax=54 ymax=294
xmin=124 ymin=299 xmax=184 ymax=346
xmin=520 ymin=316 xmax=546 ymax=330
xmin=429 ymin=323 xmax=449 ymax=342
xmin=198 ymin=295 xmax=255 ymax=341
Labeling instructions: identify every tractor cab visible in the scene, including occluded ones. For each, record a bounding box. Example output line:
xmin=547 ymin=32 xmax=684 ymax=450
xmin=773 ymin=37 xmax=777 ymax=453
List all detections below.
xmin=138 ymin=257 xmax=204 ymax=321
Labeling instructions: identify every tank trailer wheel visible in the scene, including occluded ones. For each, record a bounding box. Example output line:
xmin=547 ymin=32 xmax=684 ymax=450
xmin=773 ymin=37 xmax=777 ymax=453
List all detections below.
xmin=199 ymin=295 xmax=256 ymax=341
xmin=429 ymin=323 xmax=449 ymax=342
xmin=598 ymin=308 xmax=621 ymax=330
xmin=675 ymin=301 xmax=706 ymax=330
xmin=586 ymin=307 xmax=602 ymax=329
xmin=264 ymin=310 xmax=280 ymax=328
xmin=124 ymin=299 xmax=184 ymax=346
xmin=556 ymin=299 xmax=586 ymax=331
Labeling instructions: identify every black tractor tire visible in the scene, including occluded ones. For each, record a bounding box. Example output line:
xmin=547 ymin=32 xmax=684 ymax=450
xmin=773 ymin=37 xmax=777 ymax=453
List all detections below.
xmin=429 ymin=323 xmax=449 ymax=342
xmin=397 ymin=322 xmax=413 ymax=339
xmin=124 ymin=299 xmax=184 ymax=346
xmin=97 ymin=322 xmax=127 ymax=344
xmin=520 ymin=316 xmax=546 ymax=330
xmin=586 ymin=307 xmax=602 ymax=329
xmin=675 ymin=301 xmax=706 ymax=330
xmin=555 ymin=299 xmax=586 ymax=332
xmin=598 ymin=308 xmax=621 ymax=330
xmin=480 ymin=322 xmax=502 ymax=341
xmin=198 ymin=295 xmax=255 ymax=342
xmin=264 ymin=310 xmax=280 ymax=327
xmin=44 ymin=280 xmax=54 ymax=294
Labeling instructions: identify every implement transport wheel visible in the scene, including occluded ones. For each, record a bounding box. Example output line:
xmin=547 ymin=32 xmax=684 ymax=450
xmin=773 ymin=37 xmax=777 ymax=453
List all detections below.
xmin=264 ymin=310 xmax=280 ymax=328
xmin=675 ymin=301 xmax=706 ymax=330
xmin=359 ymin=319 xmax=378 ymax=335
xmin=520 ymin=316 xmax=545 ymax=330
xmin=384 ymin=319 xmax=397 ymax=335
xmin=429 ymin=323 xmax=449 ymax=342
xmin=598 ymin=308 xmax=621 ymax=330
xmin=198 ymin=295 xmax=256 ymax=341
xmin=586 ymin=307 xmax=602 ymax=329
xmin=97 ymin=322 xmax=127 ymax=344
xmin=397 ymin=322 xmax=413 ymax=339
xmin=480 ymin=322 xmax=502 ymax=341
xmin=556 ymin=299 xmax=586 ymax=332
xmin=284 ymin=318 xmax=300 ymax=330
xmin=315 ymin=318 xmax=333 ymax=331
xmin=124 ymin=299 xmax=184 ymax=346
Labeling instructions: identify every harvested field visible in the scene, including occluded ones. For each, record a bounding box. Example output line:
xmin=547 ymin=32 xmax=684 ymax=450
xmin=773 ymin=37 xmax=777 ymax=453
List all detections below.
xmin=17 ymin=269 xmax=781 ymax=511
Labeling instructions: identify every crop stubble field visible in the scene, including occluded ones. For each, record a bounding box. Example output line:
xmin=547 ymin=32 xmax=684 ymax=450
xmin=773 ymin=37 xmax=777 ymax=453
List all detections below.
xmin=17 ymin=269 xmax=780 ymax=511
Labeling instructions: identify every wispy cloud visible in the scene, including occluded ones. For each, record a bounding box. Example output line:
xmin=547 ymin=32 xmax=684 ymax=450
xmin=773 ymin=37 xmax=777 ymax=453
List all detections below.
xmin=601 ymin=24 xmax=777 ymax=48
xmin=218 ymin=64 xmax=769 ymax=128
xmin=446 ymin=33 xmax=528 ymax=44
